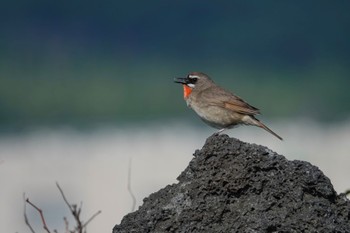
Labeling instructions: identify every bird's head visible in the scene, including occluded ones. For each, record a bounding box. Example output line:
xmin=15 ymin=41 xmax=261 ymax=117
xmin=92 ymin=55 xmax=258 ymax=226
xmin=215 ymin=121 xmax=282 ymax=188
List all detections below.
xmin=174 ymin=72 xmax=213 ymax=99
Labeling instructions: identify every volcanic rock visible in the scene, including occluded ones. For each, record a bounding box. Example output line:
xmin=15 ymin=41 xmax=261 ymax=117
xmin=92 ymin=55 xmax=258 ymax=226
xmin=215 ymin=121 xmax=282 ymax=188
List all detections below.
xmin=113 ymin=134 xmax=350 ymax=233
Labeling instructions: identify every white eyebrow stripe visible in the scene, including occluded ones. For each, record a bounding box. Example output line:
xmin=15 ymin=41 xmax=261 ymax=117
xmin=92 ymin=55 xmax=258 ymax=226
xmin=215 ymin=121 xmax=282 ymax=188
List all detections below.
xmin=188 ymin=75 xmax=200 ymax=79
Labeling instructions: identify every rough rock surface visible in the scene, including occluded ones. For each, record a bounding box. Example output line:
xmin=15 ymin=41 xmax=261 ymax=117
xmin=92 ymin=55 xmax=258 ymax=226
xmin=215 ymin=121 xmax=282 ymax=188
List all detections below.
xmin=113 ymin=134 xmax=350 ymax=233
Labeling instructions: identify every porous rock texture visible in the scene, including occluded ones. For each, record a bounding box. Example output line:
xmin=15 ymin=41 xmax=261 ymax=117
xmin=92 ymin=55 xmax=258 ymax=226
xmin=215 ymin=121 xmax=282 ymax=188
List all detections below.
xmin=113 ymin=134 xmax=350 ymax=233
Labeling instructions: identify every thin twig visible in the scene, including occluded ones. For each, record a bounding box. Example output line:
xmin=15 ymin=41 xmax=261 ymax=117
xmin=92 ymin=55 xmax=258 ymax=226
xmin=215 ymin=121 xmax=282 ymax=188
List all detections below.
xmin=127 ymin=157 xmax=136 ymax=211
xmin=78 ymin=201 xmax=83 ymax=217
xmin=23 ymin=193 xmax=35 ymax=233
xmin=82 ymin=210 xmax=102 ymax=229
xmin=56 ymin=182 xmax=83 ymax=233
xmin=63 ymin=217 xmax=69 ymax=233
xmin=56 ymin=182 xmax=73 ymax=212
xmin=26 ymin=198 xmax=51 ymax=233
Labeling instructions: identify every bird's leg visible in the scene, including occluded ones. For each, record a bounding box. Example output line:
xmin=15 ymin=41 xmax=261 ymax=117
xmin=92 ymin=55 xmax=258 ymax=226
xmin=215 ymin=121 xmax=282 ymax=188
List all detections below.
xmin=214 ymin=128 xmax=226 ymax=136
xmin=218 ymin=128 xmax=226 ymax=133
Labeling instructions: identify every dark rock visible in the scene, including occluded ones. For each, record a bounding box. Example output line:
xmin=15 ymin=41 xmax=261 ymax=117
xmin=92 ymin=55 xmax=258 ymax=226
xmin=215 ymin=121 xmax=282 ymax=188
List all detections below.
xmin=113 ymin=134 xmax=350 ymax=233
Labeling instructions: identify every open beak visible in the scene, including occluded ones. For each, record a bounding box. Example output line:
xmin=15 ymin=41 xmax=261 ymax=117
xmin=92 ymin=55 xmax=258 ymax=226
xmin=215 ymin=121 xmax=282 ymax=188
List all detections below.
xmin=174 ymin=77 xmax=189 ymax=84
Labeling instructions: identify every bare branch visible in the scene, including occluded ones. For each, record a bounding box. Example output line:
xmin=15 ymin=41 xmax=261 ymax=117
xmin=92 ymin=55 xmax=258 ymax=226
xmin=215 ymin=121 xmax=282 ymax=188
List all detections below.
xmin=63 ymin=217 xmax=69 ymax=233
xmin=26 ymin=198 xmax=51 ymax=233
xmin=127 ymin=157 xmax=136 ymax=211
xmin=56 ymin=182 xmax=73 ymax=212
xmin=24 ymin=183 xmax=101 ymax=233
xmin=23 ymin=193 xmax=35 ymax=233
xmin=82 ymin=210 xmax=102 ymax=229
xmin=78 ymin=201 xmax=83 ymax=217
xmin=56 ymin=182 xmax=83 ymax=233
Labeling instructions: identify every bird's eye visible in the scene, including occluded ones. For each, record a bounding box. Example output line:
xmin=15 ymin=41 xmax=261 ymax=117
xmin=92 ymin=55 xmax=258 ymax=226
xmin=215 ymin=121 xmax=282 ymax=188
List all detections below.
xmin=191 ymin=78 xmax=198 ymax=83
xmin=187 ymin=74 xmax=199 ymax=84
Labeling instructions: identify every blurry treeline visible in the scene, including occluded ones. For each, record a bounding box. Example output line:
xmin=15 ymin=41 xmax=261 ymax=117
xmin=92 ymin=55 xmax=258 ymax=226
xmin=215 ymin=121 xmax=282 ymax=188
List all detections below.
xmin=0 ymin=1 xmax=349 ymax=130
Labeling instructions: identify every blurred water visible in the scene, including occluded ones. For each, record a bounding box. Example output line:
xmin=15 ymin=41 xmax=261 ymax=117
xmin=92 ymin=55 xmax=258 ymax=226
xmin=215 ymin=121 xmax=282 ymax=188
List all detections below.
xmin=1 ymin=120 xmax=350 ymax=233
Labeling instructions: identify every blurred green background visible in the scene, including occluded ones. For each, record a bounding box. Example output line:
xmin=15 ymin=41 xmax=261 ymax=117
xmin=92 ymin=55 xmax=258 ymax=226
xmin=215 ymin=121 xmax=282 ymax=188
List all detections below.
xmin=1 ymin=1 xmax=349 ymax=131
xmin=2 ymin=2 xmax=350 ymax=232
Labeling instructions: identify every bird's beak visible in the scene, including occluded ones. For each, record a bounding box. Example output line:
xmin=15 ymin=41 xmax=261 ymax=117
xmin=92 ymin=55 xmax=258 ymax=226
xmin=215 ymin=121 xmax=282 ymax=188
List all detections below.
xmin=174 ymin=77 xmax=189 ymax=84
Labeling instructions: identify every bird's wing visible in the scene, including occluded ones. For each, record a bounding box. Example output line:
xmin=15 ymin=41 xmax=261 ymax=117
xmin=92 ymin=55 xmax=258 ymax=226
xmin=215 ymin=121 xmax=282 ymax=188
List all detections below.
xmin=200 ymin=87 xmax=260 ymax=115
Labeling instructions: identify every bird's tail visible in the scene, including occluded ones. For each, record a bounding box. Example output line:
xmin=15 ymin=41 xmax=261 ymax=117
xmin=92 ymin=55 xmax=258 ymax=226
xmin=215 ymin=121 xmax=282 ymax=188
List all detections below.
xmin=247 ymin=116 xmax=283 ymax=140
xmin=257 ymin=121 xmax=283 ymax=141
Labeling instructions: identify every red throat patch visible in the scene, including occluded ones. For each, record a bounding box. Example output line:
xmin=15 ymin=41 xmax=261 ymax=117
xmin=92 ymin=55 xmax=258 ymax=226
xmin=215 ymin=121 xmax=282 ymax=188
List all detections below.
xmin=183 ymin=85 xmax=192 ymax=99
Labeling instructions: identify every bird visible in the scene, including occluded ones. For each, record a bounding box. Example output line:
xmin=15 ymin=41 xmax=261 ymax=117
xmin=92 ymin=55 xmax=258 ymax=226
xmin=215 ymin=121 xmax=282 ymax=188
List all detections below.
xmin=174 ymin=72 xmax=283 ymax=140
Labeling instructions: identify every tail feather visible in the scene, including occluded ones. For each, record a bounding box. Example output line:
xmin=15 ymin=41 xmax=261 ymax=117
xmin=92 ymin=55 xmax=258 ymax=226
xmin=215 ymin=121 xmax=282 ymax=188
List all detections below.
xmin=244 ymin=116 xmax=283 ymax=140
xmin=257 ymin=121 xmax=283 ymax=141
